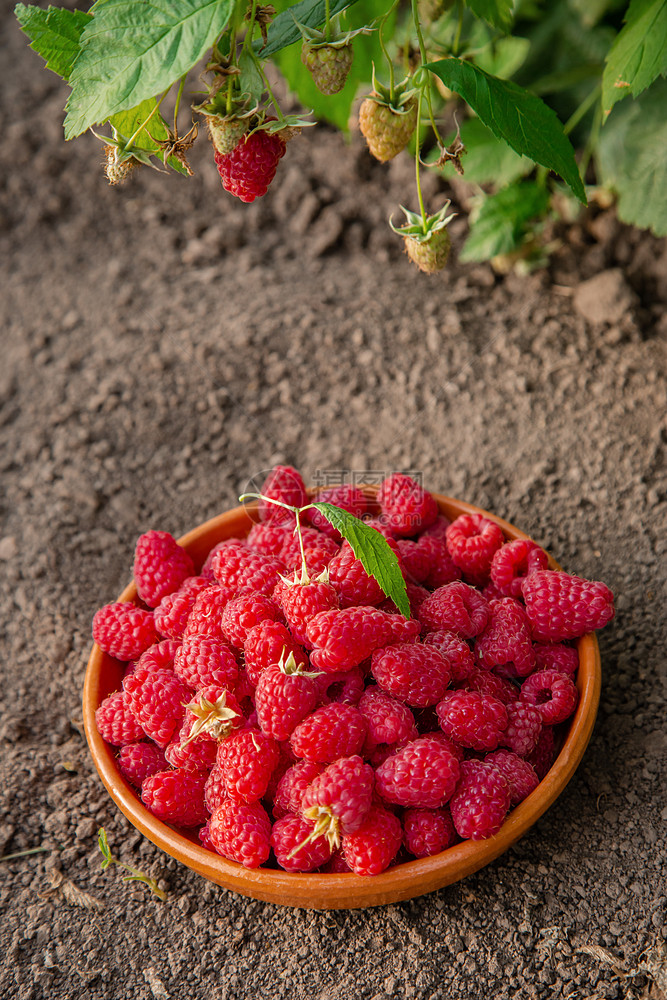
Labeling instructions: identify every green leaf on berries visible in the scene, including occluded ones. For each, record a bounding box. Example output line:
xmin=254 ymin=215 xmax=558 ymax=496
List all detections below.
xmin=601 ymin=0 xmax=667 ymax=117
xmin=427 ymin=57 xmax=586 ymax=203
xmin=238 ymin=51 xmax=265 ymax=106
xmin=258 ymin=0 xmax=362 ymax=57
xmin=311 ymin=502 xmax=410 ymax=618
xmin=464 ymin=0 xmax=513 ymax=32
xmin=64 ymin=0 xmax=233 ymax=140
xmin=14 ymin=4 xmax=91 ymax=82
xmin=108 ymin=101 xmax=191 ymax=175
xmin=460 ymin=181 xmax=550 ymax=261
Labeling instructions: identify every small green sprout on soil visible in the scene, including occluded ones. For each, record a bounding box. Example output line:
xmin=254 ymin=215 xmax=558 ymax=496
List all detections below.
xmin=98 ymin=828 xmax=167 ymax=901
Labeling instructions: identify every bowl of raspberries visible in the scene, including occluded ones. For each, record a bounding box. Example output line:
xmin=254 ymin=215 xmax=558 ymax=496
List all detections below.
xmin=84 ymin=467 xmax=614 ymax=909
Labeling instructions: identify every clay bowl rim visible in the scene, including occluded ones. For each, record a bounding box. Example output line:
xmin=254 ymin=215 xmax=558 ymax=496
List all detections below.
xmin=83 ymin=488 xmax=601 ymax=910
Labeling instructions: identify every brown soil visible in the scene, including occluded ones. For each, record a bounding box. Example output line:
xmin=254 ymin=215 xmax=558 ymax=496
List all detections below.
xmin=1 ymin=8 xmax=667 ymax=1000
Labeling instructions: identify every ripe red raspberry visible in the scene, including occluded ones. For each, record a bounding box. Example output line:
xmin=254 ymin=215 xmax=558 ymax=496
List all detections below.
xmin=141 ymin=768 xmax=208 ymax=827
xmin=117 ymin=741 xmax=166 ymax=787
xmin=208 ymin=799 xmax=272 ymax=867
xmin=371 ymin=642 xmax=452 ymax=707
xmin=328 ymin=539 xmax=399 ymax=607
xmin=422 ymin=630 xmax=475 ymax=682
xmin=420 ymin=514 xmax=451 ymax=541
xmin=403 ymin=807 xmax=457 ymax=858
xmin=521 ymin=570 xmax=615 ymax=641
xmin=358 ymin=686 xmax=418 ymax=752
xmin=247 ymin=521 xmax=291 ymax=556
xmin=123 ymin=666 xmax=191 ymax=748
xmin=484 ymin=749 xmax=539 ymax=805
xmin=295 ymin=537 xmax=340 ymax=577
xmin=376 ymin=473 xmax=438 ymax=537
xmin=271 ymin=814 xmax=333 ymax=872
xmin=243 ymin=620 xmax=307 ymax=686
xmin=181 ymin=586 xmax=232 ymax=641
xmin=200 ymin=539 xmax=246 ymax=580
xmin=95 ymin=691 xmax=145 ymax=746
xmin=220 ymin=592 xmax=283 ymax=648
xmin=526 ymin=725 xmax=556 ymax=780
xmin=257 ymin=465 xmax=308 ymax=520
xmin=165 ymin=717 xmax=219 ymax=772
xmin=306 ymin=606 xmax=420 ymax=672
xmin=279 ymin=525 xmax=324 ymax=567
xmin=217 ymin=728 xmax=279 ymax=803
xmin=321 ymin=849 xmax=352 ymax=873
xmin=375 ymin=736 xmax=460 ymax=808
xmin=342 ymin=804 xmax=403 ymax=875
xmin=180 ymin=686 xmax=244 ymax=744
xmin=215 ymin=129 xmax=286 ymax=203
xmin=463 ymin=667 xmax=519 ymax=705
xmin=474 ymin=597 xmax=536 ymax=677
xmin=211 ymin=545 xmax=285 ymax=599
xmin=436 ymin=689 xmax=508 ymax=751
xmin=534 ymin=643 xmax=579 ymax=675
xmin=301 ymin=755 xmax=375 ymax=849
xmin=93 ymin=602 xmax=159 ymax=661
xmin=306 ymin=484 xmax=368 ymax=541
xmin=204 ymin=766 xmax=227 ymax=813
xmin=362 ymin=516 xmax=396 ymax=538
xmin=133 ymin=530 xmax=194 ymax=607
xmin=416 ymin=536 xmax=462 ymax=589
xmin=174 ymin=635 xmax=239 ymax=691
xmin=254 ymin=655 xmax=320 ymax=741
xmin=154 ymin=578 xmax=210 ymax=639
xmin=290 ymin=703 xmax=367 ymax=762
xmin=315 ymin=666 xmax=365 ymax=707
xmin=395 ymin=539 xmax=431 ymax=583
xmin=272 ymin=759 xmax=324 ymax=819
xmin=449 ymin=759 xmax=511 ymax=840
xmin=418 ymin=581 xmax=490 ymax=639
xmin=134 ymin=639 xmax=180 ymax=673
xmin=490 ymin=539 xmax=549 ymax=598
xmin=273 ymin=575 xmax=340 ymax=645
xmin=501 ymin=701 xmax=542 ymax=757
xmin=520 ymin=669 xmax=579 ymax=725
xmin=445 ymin=514 xmax=504 ymax=585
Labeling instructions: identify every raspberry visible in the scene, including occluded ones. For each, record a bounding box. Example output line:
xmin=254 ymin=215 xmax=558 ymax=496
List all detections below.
xmin=217 ymin=728 xmax=279 ymax=803
xmin=254 ymin=655 xmax=320 ymax=741
xmin=204 ymin=767 xmax=227 ymax=813
xmin=342 ymin=805 xmax=403 ymax=875
xmin=208 ymin=799 xmax=272 ymax=867
xmin=180 ymin=686 xmax=244 ymax=744
xmin=135 ymin=639 xmax=180 ymax=673
xmin=418 ymin=581 xmax=490 ymax=639
xmin=371 ymin=642 xmax=452 ymax=707
xmin=272 ymin=759 xmax=324 ymax=819
xmin=449 ymin=759 xmax=511 ymax=840
xmin=174 ymin=635 xmax=239 ymax=691
xmin=520 ymin=669 xmax=579 ymax=725
xmin=416 ymin=536 xmax=462 ymax=589
xmin=211 ymin=546 xmax=285 ymax=599
xmin=247 ymin=521 xmax=291 ymax=556
xmin=243 ymin=620 xmax=307 ymax=686
xmin=474 ymin=597 xmax=536 ymax=678
xmin=464 ymin=667 xmax=519 ymax=705
xmin=375 ymin=736 xmax=460 ymax=808
xmin=215 ymin=129 xmax=286 ymax=203
xmin=378 ymin=582 xmax=430 ymax=618
xmin=200 ymin=539 xmax=246 ymax=580
xmin=181 ymin=586 xmax=232 ymax=641
xmin=422 ymin=630 xmax=475 ymax=682
xmin=376 ymin=473 xmax=438 ymax=537
xmin=358 ymin=686 xmax=418 ymax=752
xmin=420 ymin=514 xmax=451 ymax=540
xmin=321 ymin=850 xmax=352 ymax=873
xmin=123 ymin=666 xmax=192 ymax=748
xmin=133 ymin=530 xmax=194 ymax=607
xmin=199 ymin=820 xmax=215 ymax=852
xmin=490 ymin=539 xmax=549 ymax=598
xmin=328 ymin=539 xmax=398 ymax=607
xmin=273 ymin=575 xmax=340 ymax=645
xmin=436 ymin=689 xmax=508 ymax=751
xmin=271 ymin=814 xmax=333 ymax=871
xmin=362 ymin=516 xmax=396 ymax=539
xmin=445 ymin=514 xmax=504 ymax=585
xmin=141 ymin=768 xmax=208 ymax=827
xmin=95 ymin=691 xmax=145 ymax=746
xmin=526 ymin=725 xmax=556 ymax=780
xmin=93 ymin=602 xmax=159 ymax=662
xmin=165 ymin=717 xmax=219 ymax=772
xmin=301 ymin=41 xmax=353 ymax=95
xmin=306 ymin=606 xmax=420 ymax=672
xmin=403 ymin=807 xmax=457 ymax=858
xmin=404 ymin=228 xmax=453 ymax=275
xmin=301 ymin=755 xmax=375 ymax=847
xmin=501 ymin=701 xmax=542 ymax=757
xmin=484 ymin=750 xmax=539 ymax=805
xmin=117 ymin=741 xmax=166 ymax=787
xmin=220 ymin=592 xmax=283 ymax=648
xmin=358 ymin=95 xmax=418 ymax=163
xmin=306 ymin=484 xmax=367 ymax=540
xmin=257 ymin=465 xmax=308 ymax=521
xmin=395 ymin=539 xmax=431 ymax=583
xmin=521 ymin=570 xmax=615 ymax=642
xmin=279 ymin=526 xmax=324 ymax=567
xmin=534 ymin=643 xmax=579 ymax=675
xmin=290 ymin=703 xmax=367 ymax=763
xmin=315 ymin=667 xmax=366 ymax=707
xmin=154 ymin=578 xmax=210 ymax=639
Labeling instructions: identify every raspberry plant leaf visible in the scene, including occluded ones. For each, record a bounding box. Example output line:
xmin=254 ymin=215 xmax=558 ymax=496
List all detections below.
xmin=257 ymin=0 xmax=361 ymax=57
xmin=310 ymin=502 xmax=411 ymax=618
xmin=14 ymin=4 xmax=91 ymax=81
xmin=427 ymin=57 xmax=587 ymax=204
xmin=460 ymin=181 xmax=550 ymax=262
xmin=601 ymin=0 xmax=667 ymax=118
xmin=108 ymin=101 xmax=192 ymax=175
xmin=464 ymin=0 xmax=514 ymax=32
xmin=64 ymin=0 xmax=233 ymax=140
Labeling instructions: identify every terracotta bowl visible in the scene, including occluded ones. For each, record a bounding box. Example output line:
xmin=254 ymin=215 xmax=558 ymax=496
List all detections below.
xmin=83 ymin=490 xmax=601 ymax=910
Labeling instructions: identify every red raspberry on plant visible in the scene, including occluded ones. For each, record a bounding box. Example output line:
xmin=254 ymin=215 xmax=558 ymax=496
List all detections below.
xmin=141 ymin=768 xmax=208 ymax=828
xmin=290 ymin=702 xmax=367 ymax=763
xmin=300 ymin=754 xmax=375 ymax=848
xmin=93 ymin=602 xmax=160 ymax=662
xmin=418 ymin=581 xmax=490 ymax=638
xmin=520 ymin=669 xmax=579 ymax=725
xmin=371 ymin=642 xmax=452 ymax=707
xmin=449 ymin=759 xmax=511 ymax=840
xmin=490 ymin=539 xmax=549 ymax=598
xmin=342 ymin=804 xmax=403 ymax=875
xmin=376 ymin=472 xmax=438 ymax=537
xmin=133 ymin=530 xmax=194 ymax=608
xmin=254 ymin=651 xmax=321 ymax=741
xmin=403 ymin=807 xmax=457 ymax=858
xmin=374 ymin=736 xmax=461 ymax=809
xmin=436 ymin=689 xmax=508 ymax=751
xmin=306 ymin=605 xmax=420 ymax=672
xmin=474 ymin=597 xmax=536 ymax=678
xmin=445 ymin=514 xmax=504 ymax=586
xmin=215 ymin=126 xmax=286 ymax=203
xmin=208 ymin=799 xmax=272 ymax=868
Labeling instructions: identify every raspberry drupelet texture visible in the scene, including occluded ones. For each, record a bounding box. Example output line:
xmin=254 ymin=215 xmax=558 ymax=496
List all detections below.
xmin=490 ymin=539 xmax=549 ymax=598
xmin=449 ymin=759 xmax=511 ymax=840
xmin=418 ymin=581 xmax=490 ymax=639
xmin=154 ymin=578 xmax=210 ymax=640
xmin=211 ymin=546 xmax=286 ymax=599
xmin=474 ymin=597 xmax=536 ymax=677
xmin=301 ymin=754 xmax=375 ymax=845
xmin=290 ymin=702 xmax=367 ymax=763
xmin=272 ymin=759 xmax=324 ymax=819
xmin=273 ymin=575 xmax=340 ymax=646
xmin=95 ymin=691 xmax=145 ymax=746
xmin=534 ymin=643 xmax=579 ymax=675
xmin=417 ymin=536 xmax=462 ymax=589
xmin=375 ymin=736 xmax=461 ymax=808
xmin=445 ymin=514 xmax=504 ymax=585
xmin=215 ymin=129 xmax=286 ymax=203
xmin=123 ymin=666 xmax=192 ymax=748
xmin=403 ymin=807 xmax=457 ymax=858
xmin=270 ymin=814 xmax=333 ymax=871
xmin=521 ymin=570 xmax=615 ymax=641
xmin=376 ymin=473 xmax=439 ymax=537
xmin=316 ymin=666 xmax=366 ymax=706
xmin=174 ymin=635 xmax=239 ymax=691
xmin=141 ymin=768 xmax=208 ymax=827
xmin=342 ymin=804 xmax=403 ymax=875
xmin=243 ymin=620 xmax=308 ymax=686
xmin=436 ymin=689 xmax=509 ymax=751
xmin=93 ymin=602 xmax=160 ymax=661
xmin=257 ymin=465 xmax=308 ymax=520
xmin=208 ymin=799 xmax=272 ymax=867
xmin=501 ymin=701 xmax=543 ymax=757
xmin=484 ymin=749 xmax=539 ymax=805
xmin=135 ymin=638 xmax=181 ymax=673
xmin=181 ymin=586 xmax=233 ymax=641
xmin=218 ymin=728 xmax=279 ymax=803
xmin=220 ymin=592 xmax=283 ymax=648
xmin=422 ymin=629 xmax=475 ymax=682
xmin=520 ymin=669 xmax=579 ymax=725
xmin=358 ymin=686 xmax=418 ymax=752
xmin=371 ymin=642 xmax=452 ymax=707
xmin=254 ymin=656 xmax=320 ymax=741
xmin=306 ymin=606 xmax=420 ymax=672
xmin=133 ymin=530 xmax=194 ymax=608
xmin=117 ymin=741 xmax=167 ymax=787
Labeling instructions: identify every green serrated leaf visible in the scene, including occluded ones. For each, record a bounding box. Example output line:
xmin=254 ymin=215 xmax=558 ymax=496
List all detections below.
xmin=602 ymin=0 xmax=667 ymax=118
xmin=597 ymin=77 xmax=667 ymax=237
xmin=238 ymin=50 xmax=264 ymax=106
xmin=464 ymin=0 xmax=513 ymax=31
xmin=311 ymin=502 xmax=411 ymax=618
xmin=14 ymin=3 xmax=91 ymax=81
xmin=64 ymin=0 xmax=232 ymax=140
xmin=108 ymin=101 xmax=190 ymax=175
xmin=258 ymin=0 xmax=362 ymax=58
xmin=474 ymin=35 xmax=531 ymax=80
xmin=460 ymin=181 xmax=550 ymax=262
xmin=427 ymin=57 xmax=586 ymax=203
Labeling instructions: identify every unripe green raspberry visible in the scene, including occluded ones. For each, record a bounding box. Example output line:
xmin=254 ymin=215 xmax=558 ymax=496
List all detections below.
xmin=358 ymin=95 xmax=418 ymax=162
xmin=404 ymin=228 xmax=452 ymax=274
xmin=104 ymin=145 xmax=138 ymax=185
xmin=301 ymin=42 xmax=353 ymax=95
xmin=204 ymin=113 xmax=249 ymax=156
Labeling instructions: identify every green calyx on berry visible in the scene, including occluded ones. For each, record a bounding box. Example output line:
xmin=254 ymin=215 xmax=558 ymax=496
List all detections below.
xmin=290 ymin=805 xmax=342 ymax=857
xmin=389 ymin=201 xmax=457 ymax=274
xmin=278 ymin=649 xmax=322 ymax=678
xmin=183 ymin=691 xmax=240 ymax=743
xmin=365 ymin=66 xmax=418 ymax=115
xmin=193 ymin=94 xmax=257 ymax=156
xmin=358 ymin=71 xmax=419 ymax=163
xmin=295 ymin=20 xmax=370 ymax=96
